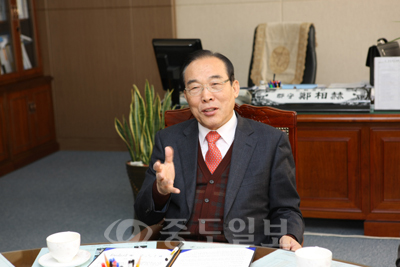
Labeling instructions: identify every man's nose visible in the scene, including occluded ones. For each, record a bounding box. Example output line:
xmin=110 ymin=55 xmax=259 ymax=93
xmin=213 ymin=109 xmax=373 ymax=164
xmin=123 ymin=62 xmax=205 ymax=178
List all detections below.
xmin=201 ymin=85 xmax=214 ymax=102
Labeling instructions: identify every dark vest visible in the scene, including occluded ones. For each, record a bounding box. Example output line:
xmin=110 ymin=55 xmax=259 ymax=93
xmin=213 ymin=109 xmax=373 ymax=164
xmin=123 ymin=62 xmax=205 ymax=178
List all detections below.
xmin=184 ymin=142 xmax=234 ymax=242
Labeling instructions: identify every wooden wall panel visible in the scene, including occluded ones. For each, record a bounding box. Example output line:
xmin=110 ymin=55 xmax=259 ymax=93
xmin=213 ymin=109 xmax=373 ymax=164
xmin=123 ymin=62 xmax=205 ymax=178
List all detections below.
xmin=35 ymin=1 xmax=175 ymax=150
xmin=297 ymin=127 xmax=364 ymax=218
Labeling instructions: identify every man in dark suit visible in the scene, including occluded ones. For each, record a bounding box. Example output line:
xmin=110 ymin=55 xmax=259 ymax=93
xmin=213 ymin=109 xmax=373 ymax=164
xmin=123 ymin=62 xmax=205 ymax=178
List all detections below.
xmin=134 ymin=50 xmax=304 ymax=251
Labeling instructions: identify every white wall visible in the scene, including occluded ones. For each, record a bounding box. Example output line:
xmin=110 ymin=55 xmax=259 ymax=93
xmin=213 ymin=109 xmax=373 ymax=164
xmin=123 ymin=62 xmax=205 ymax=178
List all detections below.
xmin=175 ymin=0 xmax=400 ymax=87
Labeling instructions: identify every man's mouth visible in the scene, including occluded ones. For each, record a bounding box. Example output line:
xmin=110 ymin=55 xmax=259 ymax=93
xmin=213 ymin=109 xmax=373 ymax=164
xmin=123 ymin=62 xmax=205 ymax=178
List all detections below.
xmin=202 ymin=107 xmax=217 ymax=113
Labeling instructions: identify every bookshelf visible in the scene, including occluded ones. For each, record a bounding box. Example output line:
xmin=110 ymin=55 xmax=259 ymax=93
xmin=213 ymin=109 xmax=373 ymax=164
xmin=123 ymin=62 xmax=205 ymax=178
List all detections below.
xmin=0 ymin=0 xmax=58 ymax=177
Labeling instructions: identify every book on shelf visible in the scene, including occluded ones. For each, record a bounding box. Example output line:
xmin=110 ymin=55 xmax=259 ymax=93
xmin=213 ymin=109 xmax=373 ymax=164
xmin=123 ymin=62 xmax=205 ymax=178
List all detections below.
xmin=21 ymin=42 xmax=32 ymax=69
xmin=0 ymin=35 xmax=15 ymax=74
xmin=16 ymin=0 xmax=29 ymax=19
xmin=89 ymin=246 xmax=256 ymax=267
xmin=20 ymin=34 xmax=32 ymax=69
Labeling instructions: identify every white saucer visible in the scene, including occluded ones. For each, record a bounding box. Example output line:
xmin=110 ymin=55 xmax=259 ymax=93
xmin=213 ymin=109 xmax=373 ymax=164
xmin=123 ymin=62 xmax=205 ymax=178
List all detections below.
xmin=38 ymin=249 xmax=91 ymax=267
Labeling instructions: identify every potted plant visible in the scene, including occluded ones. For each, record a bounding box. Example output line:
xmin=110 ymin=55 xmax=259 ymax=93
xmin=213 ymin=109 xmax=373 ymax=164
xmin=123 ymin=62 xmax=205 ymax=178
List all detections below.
xmin=115 ymin=80 xmax=174 ymax=199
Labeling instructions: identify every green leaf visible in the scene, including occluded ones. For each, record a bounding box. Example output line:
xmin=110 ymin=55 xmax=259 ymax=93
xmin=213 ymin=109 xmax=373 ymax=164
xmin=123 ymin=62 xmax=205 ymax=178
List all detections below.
xmin=114 ymin=81 xmax=179 ymax=164
xmin=144 ymin=80 xmax=154 ymax=141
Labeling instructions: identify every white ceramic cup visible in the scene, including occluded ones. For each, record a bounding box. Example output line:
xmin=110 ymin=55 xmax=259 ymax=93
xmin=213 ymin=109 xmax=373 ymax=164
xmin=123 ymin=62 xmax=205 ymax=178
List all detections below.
xmin=46 ymin=231 xmax=81 ymax=263
xmin=295 ymin=246 xmax=332 ymax=267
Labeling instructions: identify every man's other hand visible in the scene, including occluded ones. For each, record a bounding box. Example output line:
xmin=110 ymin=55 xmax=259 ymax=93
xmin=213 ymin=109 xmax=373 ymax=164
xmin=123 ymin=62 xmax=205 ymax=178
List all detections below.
xmin=279 ymin=235 xmax=302 ymax=251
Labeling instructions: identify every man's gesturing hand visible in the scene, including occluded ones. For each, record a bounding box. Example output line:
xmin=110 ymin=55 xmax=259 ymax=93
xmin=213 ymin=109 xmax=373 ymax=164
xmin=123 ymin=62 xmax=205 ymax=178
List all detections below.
xmin=154 ymin=146 xmax=180 ymax=195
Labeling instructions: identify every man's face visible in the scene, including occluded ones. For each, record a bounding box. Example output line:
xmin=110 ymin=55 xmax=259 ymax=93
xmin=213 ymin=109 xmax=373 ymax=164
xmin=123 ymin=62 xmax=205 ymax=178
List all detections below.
xmin=183 ymin=56 xmax=240 ymax=130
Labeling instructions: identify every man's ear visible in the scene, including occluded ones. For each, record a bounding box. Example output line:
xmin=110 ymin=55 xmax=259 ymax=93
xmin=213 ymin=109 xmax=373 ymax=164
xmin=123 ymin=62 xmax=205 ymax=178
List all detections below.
xmin=232 ymin=80 xmax=240 ymax=97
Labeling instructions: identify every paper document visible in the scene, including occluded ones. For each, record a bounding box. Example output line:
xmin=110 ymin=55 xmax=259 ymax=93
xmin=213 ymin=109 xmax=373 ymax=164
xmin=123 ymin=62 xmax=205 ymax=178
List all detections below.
xmin=89 ymin=248 xmax=171 ymax=267
xmin=181 ymin=241 xmax=248 ymax=250
xmin=250 ymin=249 xmax=362 ymax=267
xmin=173 ymin=247 xmax=255 ymax=267
xmin=374 ymin=57 xmax=400 ymax=110
xmin=328 ymin=82 xmax=369 ymax=89
xmin=0 ymin=253 xmax=15 ymax=267
xmin=90 ymin=247 xmax=255 ymax=267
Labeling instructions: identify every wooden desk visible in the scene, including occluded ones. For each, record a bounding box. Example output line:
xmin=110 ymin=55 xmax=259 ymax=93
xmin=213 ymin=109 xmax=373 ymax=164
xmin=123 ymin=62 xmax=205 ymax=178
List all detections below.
xmin=2 ymin=241 xmax=366 ymax=267
xmin=297 ymin=112 xmax=400 ymax=237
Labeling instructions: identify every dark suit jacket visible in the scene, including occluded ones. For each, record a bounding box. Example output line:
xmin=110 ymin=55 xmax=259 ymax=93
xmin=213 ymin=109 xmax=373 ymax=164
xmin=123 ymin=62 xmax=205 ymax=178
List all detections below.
xmin=134 ymin=114 xmax=304 ymax=246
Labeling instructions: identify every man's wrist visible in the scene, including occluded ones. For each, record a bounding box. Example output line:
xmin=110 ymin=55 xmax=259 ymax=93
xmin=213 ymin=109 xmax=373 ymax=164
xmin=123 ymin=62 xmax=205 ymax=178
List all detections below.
xmin=152 ymin=181 xmax=170 ymax=210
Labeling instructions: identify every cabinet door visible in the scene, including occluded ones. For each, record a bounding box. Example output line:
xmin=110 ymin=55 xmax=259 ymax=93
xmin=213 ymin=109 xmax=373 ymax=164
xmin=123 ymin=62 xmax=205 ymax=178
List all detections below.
xmin=369 ymin=127 xmax=400 ymax=220
xmin=8 ymin=88 xmax=32 ymax=155
xmin=7 ymin=85 xmax=55 ymax=156
xmin=297 ymin=126 xmax=365 ymax=219
xmin=0 ymin=94 xmax=9 ymax=162
xmin=31 ymin=84 xmax=56 ymax=145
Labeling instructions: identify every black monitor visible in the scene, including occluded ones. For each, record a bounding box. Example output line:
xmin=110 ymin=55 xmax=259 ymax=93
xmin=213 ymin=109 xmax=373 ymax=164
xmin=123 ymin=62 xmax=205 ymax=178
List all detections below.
xmin=152 ymin=38 xmax=203 ymax=107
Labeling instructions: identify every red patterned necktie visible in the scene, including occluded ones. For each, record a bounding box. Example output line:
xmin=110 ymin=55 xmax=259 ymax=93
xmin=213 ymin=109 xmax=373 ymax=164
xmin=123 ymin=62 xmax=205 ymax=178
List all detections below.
xmin=205 ymin=131 xmax=222 ymax=174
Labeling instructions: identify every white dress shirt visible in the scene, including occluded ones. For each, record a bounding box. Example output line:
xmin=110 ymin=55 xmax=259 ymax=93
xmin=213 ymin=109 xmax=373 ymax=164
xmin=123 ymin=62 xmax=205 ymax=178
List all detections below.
xmin=198 ymin=110 xmax=237 ymax=160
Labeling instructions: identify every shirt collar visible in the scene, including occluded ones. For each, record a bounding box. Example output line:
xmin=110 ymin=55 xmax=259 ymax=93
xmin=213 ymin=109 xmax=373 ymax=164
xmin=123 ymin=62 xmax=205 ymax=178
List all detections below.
xmin=198 ymin=110 xmax=237 ymax=144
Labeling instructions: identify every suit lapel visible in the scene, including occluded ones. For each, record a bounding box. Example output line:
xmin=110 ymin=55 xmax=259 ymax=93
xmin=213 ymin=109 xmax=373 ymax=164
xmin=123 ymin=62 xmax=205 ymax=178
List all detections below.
xmin=224 ymin=116 xmax=257 ymax=218
xmin=176 ymin=119 xmax=199 ymax=216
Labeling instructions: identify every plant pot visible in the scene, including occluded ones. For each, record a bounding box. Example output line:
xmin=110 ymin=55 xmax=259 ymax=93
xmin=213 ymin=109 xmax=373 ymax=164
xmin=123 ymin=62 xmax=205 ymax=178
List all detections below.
xmin=126 ymin=162 xmax=147 ymax=200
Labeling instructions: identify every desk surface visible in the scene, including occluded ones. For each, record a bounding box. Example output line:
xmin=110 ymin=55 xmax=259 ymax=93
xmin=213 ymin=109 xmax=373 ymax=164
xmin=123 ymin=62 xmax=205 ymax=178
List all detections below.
xmin=2 ymin=241 xmax=367 ymax=267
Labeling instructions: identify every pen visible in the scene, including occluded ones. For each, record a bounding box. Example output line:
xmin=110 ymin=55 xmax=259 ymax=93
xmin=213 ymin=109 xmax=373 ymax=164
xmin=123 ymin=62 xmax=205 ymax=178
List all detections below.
xmin=170 ymin=242 xmax=183 ymax=256
xmin=165 ymin=242 xmax=183 ymax=267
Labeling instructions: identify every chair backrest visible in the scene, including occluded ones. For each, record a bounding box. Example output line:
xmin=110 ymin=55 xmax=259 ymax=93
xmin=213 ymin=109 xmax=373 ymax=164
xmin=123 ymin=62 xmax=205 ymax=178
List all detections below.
xmin=165 ymin=104 xmax=297 ymax=165
xmin=247 ymin=23 xmax=317 ymax=87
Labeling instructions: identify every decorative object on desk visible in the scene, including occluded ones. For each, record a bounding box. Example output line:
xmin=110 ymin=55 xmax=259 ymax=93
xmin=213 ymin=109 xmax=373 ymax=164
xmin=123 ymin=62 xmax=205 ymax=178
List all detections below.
xmin=114 ymin=80 xmax=175 ymax=199
xmin=295 ymin=246 xmax=332 ymax=267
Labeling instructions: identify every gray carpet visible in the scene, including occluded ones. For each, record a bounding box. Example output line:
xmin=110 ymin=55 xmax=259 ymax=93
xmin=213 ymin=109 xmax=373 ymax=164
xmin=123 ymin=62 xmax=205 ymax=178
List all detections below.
xmin=0 ymin=151 xmax=399 ymax=267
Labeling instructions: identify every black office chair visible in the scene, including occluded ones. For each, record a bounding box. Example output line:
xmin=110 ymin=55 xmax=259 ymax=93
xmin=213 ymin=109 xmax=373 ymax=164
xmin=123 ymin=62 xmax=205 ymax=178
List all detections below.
xmin=248 ymin=23 xmax=317 ymax=87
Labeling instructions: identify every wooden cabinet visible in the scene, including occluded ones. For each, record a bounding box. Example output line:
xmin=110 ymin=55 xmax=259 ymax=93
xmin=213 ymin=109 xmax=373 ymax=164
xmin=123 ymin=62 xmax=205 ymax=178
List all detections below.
xmin=0 ymin=0 xmax=58 ymax=176
xmin=8 ymin=83 xmax=55 ymax=156
xmin=0 ymin=95 xmax=8 ymax=163
xmin=0 ymin=76 xmax=58 ymax=176
xmin=297 ymin=113 xmax=400 ymax=236
xmin=297 ymin=126 xmax=364 ymax=219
